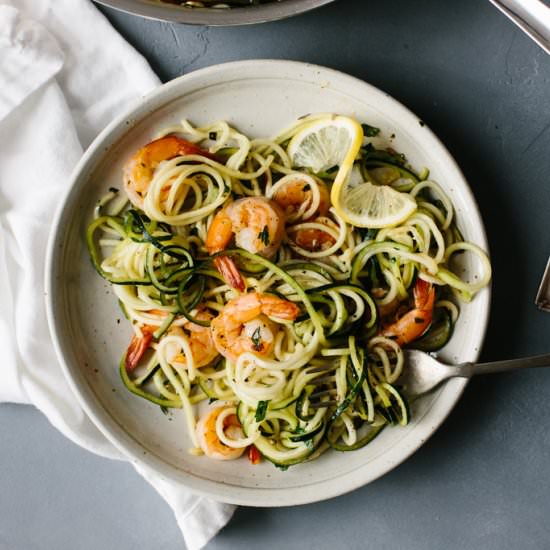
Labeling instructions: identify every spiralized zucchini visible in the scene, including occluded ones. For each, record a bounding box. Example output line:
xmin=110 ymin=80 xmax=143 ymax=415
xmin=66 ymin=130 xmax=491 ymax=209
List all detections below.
xmin=87 ymin=114 xmax=491 ymax=468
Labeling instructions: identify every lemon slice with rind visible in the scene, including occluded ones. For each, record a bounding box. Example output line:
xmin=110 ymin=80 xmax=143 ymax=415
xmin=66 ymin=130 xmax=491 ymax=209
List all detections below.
xmin=335 ymin=180 xmax=417 ymax=228
xmin=287 ymin=115 xmax=363 ymax=176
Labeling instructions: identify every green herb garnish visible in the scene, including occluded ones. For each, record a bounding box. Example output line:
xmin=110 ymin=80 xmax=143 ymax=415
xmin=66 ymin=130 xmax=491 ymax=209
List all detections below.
xmin=258 ymin=225 xmax=270 ymax=246
xmin=251 ymin=326 xmax=262 ymax=351
xmin=361 ymin=123 xmax=381 ymax=137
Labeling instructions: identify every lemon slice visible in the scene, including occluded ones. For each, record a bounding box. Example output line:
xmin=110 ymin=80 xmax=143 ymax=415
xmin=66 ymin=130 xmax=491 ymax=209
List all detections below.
xmin=334 ymin=180 xmax=417 ymax=228
xmin=287 ymin=115 xmax=364 ymax=175
xmin=287 ymin=114 xmax=416 ymax=228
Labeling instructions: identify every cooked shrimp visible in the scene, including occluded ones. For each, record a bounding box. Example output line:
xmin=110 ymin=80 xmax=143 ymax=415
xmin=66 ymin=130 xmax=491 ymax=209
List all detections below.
xmin=270 ymin=174 xmax=330 ymax=223
xmin=124 ymin=311 xmax=217 ymax=371
xmin=196 ymin=405 xmax=247 ymax=460
xmin=165 ymin=311 xmax=218 ymax=369
xmin=291 ymin=217 xmax=336 ymax=252
xmin=206 ymin=197 xmax=285 ymax=258
xmin=381 ymin=278 xmax=435 ymax=346
xmin=125 ymin=325 xmax=155 ymax=371
xmin=206 ymin=197 xmax=286 ymax=291
xmin=123 ymin=135 xmax=214 ymax=208
xmin=270 ymin=174 xmax=335 ymax=252
xmin=211 ymin=292 xmax=300 ymax=363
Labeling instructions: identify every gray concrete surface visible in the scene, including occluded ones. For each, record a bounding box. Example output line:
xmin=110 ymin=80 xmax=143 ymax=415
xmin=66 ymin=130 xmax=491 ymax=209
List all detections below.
xmin=2 ymin=0 xmax=550 ymax=548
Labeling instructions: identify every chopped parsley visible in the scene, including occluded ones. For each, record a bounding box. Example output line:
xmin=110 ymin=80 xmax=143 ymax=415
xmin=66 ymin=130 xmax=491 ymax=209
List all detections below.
xmin=251 ymin=326 xmax=262 ymax=351
xmin=258 ymin=225 xmax=270 ymax=246
xmin=361 ymin=123 xmax=381 ymax=137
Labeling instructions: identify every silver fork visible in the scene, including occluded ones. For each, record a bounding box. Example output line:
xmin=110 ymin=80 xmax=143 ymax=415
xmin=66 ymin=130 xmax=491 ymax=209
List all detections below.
xmin=307 ymin=350 xmax=550 ymax=405
xmin=401 ymin=350 xmax=550 ymax=396
xmin=535 ymin=256 xmax=550 ymax=311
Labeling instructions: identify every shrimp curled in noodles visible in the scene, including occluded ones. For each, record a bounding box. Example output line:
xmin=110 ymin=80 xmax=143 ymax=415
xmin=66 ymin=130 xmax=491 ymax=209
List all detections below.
xmin=270 ymin=174 xmax=330 ymax=223
xmin=381 ymin=278 xmax=435 ymax=346
xmin=290 ymin=217 xmax=337 ymax=252
xmin=196 ymin=406 xmax=247 ymax=461
xmin=125 ymin=325 xmax=155 ymax=371
xmin=123 ymin=135 xmax=214 ymax=209
xmin=206 ymin=197 xmax=286 ymax=291
xmin=165 ymin=311 xmax=218 ymax=369
xmin=270 ymin=174 xmax=335 ymax=252
xmin=210 ymin=292 xmax=300 ymax=363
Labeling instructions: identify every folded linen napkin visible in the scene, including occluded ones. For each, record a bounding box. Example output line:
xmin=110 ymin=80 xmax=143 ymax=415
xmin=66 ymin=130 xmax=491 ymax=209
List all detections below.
xmin=0 ymin=1 xmax=235 ymax=548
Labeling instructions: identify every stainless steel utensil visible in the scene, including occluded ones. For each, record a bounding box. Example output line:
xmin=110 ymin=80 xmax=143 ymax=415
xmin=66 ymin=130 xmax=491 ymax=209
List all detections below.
xmin=535 ymin=256 xmax=550 ymax=311
xmin=94 ymin=0 xmax=336 ymax=26
xmin=402 ymin=349 xmax=550 ymax=395
xmin=488 ymin=0 xmax=550 ymax=55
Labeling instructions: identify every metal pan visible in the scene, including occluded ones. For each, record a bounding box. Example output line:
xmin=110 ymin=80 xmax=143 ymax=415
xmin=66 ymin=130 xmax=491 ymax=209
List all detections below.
xmin=94 ymin=0 xmax=336 ymax=26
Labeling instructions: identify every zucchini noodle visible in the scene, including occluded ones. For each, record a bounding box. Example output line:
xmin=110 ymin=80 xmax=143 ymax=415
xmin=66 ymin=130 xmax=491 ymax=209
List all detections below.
xmin=88 ymin=114 xmax=491 ymax=468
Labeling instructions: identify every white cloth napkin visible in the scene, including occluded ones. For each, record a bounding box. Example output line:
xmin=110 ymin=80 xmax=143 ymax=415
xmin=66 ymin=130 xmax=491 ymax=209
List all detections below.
xmin=0 ymin=1 xmax=235 ymax=548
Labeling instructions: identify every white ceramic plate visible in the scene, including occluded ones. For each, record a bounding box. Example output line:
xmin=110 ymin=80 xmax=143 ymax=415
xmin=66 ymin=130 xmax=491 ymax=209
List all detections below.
xmin=45 ymin=60 xmax=490 ymax=506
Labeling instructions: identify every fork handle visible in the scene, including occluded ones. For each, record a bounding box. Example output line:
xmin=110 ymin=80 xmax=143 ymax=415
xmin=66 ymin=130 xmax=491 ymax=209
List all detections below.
xmin=460 ymin=353 xmax=550 ymax=377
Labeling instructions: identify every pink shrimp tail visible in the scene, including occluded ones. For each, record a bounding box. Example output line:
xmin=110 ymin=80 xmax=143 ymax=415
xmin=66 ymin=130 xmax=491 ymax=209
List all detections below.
xmin=125 ymin=326 xmax=154 ymax=371
xmin=413 ymin=278 xmax=435 ymax=310
xmin=260 ymin=296 xmax=300 ymax=320
xmin=214 ymin=256 xmax=246 ymax=292
xmin=380 ymin=279 xmax=435 ymax=346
